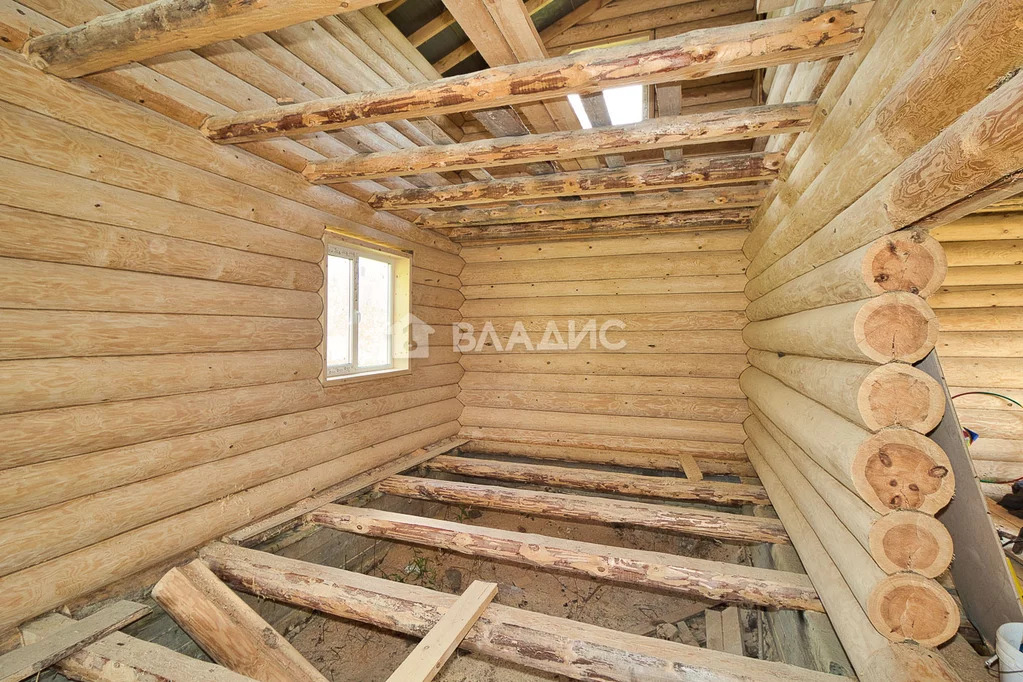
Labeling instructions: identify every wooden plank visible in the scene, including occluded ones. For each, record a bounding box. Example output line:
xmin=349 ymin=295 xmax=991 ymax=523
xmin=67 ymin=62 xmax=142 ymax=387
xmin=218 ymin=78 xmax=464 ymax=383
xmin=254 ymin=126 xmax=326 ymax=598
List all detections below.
xmin=308 ymin=505 xmax=822 ymax=610
xmin=421 ymin=455 xmax=765 ymax=504
xmin=416 ymin=186 xmax=765 ymax=227
xmin=22 ymin=0 xmax=389 ymax=78
xmin=720 ymin=606 xmax=744 ymax=655
xmin=920 ymin=351 xmax=1023 ymax=647
xmin=304 ymin=103 xmax=814 ymax=182
xmin=201 ymin=4 xmax=868 ymax=143
xmin=202 ymin=543 xmax=836 ymax=681
xmin=19 ymin=613 xmax=254 ymax=682
xmin=2 ymin=601 xmax=149 ymax=682
xmin=376 ymin=475 xmax=790 ymax=543
xmin=224 ymin=437 xmax=468 ymax=547
xmin=371 ymin=151 xmax=782 ymax=208
xmin=152 ymin=560 xmax=327 ymax=682
xmin=705 ymin=608 xmax=724 ymax=651
xmin=386 ymin=581 xmax=498 ymax=682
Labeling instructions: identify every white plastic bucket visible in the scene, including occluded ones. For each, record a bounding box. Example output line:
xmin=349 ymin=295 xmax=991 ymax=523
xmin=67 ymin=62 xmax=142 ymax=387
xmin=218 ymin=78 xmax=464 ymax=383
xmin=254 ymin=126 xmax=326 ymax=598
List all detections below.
xmin=997 ymin=623 xmax=1023 ymax=681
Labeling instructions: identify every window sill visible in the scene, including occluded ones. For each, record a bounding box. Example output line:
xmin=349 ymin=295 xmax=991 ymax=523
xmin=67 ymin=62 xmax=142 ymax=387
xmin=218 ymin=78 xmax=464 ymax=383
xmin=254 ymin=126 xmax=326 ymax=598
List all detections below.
xmin=321 ymin=366 xmax=411 ymax=387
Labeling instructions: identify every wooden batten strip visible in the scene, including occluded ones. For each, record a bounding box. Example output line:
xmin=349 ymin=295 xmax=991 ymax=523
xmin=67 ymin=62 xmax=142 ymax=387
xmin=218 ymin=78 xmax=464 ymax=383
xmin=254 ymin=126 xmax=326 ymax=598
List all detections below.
xmin=415 ymin=186 xmax=766 ymax=228
xmin=1 ymin=601 xmax=149 ymax=682
xmin=309 ymin=505 xmax=822 ymax=611
xmin=371 ymin=152 xmax=783 ymax=208
xmin=19 ymin=613 xmax=254 ymax=681
xmin=201 ymin=543 xmax=836 ymax=681
xmin=376 ymin=476 xmax=789 ymax=544
xmin=385 ymin=581 xmax=498 ymax=682
xmin=421 ymin=455 xmax=768 ymax=505
xmin=303 ymin=103 xmax=814 ymax=182
xmin=22 ymin=0 xmax=390 ymax=77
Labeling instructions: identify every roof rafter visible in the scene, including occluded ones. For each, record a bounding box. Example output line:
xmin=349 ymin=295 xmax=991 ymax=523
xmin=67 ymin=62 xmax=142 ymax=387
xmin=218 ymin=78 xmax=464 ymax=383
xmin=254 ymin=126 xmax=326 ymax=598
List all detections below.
xmin=22 ymin=0 xmax=389 ymax=78
xmin=200 ymin=3 xmax=869 ymax=144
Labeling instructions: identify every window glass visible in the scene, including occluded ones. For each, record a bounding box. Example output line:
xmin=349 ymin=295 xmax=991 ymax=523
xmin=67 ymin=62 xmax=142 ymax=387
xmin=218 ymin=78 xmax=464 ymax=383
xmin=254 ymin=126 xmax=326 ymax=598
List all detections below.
xmin=357 ymin=256 xmax=392 ymax=369
xmin=326 ymin=254 xmax=353 ymax=371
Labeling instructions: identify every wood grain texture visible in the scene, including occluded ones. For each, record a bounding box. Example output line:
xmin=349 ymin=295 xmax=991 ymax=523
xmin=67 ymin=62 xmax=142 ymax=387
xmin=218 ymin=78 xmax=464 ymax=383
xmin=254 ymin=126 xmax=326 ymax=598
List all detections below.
xmin=202 ymin=5 xmax=865 ymax=142
xmin=202 ymin=543 xmax=836 ymax=681
xmin=152 ymin=560 xmax=326 ymax=682
xmin=310 ymin=505 xmax=821 ymax=610
xmin=376 ymin=476 xmax=788 ymax=544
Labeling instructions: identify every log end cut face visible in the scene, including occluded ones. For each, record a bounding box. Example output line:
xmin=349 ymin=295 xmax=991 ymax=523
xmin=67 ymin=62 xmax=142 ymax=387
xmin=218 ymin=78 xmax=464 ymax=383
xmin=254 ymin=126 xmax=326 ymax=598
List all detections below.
xmin=869 ymin=511 xmax=954 ymax=578
xmin=854 ymin=430 xmax=954 ymax=515
xmin=868 ymin=573 xmax=959 ymax=647
xmin=865 ymin=230 xmax=947 ymax=298
xmin=860 ymin=363 xmax=945 ymax=432
xmin=856 ymin=293 xmax=939 ymax=363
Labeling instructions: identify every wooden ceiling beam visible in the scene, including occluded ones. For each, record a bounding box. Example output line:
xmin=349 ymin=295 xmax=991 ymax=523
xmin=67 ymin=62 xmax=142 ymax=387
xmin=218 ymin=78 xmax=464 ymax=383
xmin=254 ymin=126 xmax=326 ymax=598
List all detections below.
xmin=21 ymin=0 xmax=389 ymax=78
xmin=439 ymin=208 xmax=752 ymax=243
xmin=416 ymin=185 xmax=766 ymax=227
xmin=303 ymin=102 xmax=813 ymax=182
xmin=372 ymin=151 xmax=782 ymax=209
xmin=201 ymin=3 xmax=868 ymax=143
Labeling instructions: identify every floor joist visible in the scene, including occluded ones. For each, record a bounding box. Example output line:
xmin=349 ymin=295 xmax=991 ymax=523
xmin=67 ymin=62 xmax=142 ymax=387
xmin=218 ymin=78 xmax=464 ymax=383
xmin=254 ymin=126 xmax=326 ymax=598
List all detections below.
xmin=375 ymin=475 xmax=790 ymax=543
xmin=303 ymin=103 xmax=814 ymax=182
xmin=308 ymin=504 xmax=822 ymax=610
xmin=200 ymin=4 xmax=865 ymax=143
xmin=200 ymin=543 xmax=835 ymax=682
xmin=370 ymin=151 xmax=783 ymax=209
xmin=415 ymin=186 xmax=767 ymax=228
xmin=421 ymin=455 xmax=770 ymax=505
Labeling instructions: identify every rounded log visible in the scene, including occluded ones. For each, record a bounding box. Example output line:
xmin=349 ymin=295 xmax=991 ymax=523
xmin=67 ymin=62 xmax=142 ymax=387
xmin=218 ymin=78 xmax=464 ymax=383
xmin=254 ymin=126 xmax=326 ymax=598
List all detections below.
xmin=867 ymin=573 xmax=959 ymax=647
xmin=869 ymin=511 xmax=954 ymax=579
xmin=746 ymin=439 xmax=959 ymax=648
xmin=746 ymin=350 xmax=945 ymax=433
xmin=741 ymin=367 xmax=954 ymax=514
xmin=745 ymin=229 xmax=946 ymax=320
xmin=745 ymin=409 xmax=952 ymax=578
xmin=743 ymin=292 xmax=939 ymax=364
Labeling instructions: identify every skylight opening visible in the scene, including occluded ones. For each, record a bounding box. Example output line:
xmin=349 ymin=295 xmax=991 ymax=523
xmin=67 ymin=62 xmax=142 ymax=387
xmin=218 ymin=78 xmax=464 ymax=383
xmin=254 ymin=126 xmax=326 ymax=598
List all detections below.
xmin=567 ymin=84 xmax=645 ymax=129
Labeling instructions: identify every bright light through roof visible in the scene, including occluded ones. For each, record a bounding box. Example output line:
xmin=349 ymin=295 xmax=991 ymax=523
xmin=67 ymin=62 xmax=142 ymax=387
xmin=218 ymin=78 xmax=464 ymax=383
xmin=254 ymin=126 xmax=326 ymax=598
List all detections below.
xmin=603 ymin=84 xmax=644 ymax=126
xmin=567 ymin=93 xmax=592 ymax=129
xmin=566 ymin=86 xmax=644 ymax=130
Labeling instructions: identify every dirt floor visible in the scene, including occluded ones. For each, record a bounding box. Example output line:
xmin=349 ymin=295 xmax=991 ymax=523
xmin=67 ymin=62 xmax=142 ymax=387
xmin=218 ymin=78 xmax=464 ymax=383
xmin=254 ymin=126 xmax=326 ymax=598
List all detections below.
xmin=287 ymin=490 xmax=992 ymax=681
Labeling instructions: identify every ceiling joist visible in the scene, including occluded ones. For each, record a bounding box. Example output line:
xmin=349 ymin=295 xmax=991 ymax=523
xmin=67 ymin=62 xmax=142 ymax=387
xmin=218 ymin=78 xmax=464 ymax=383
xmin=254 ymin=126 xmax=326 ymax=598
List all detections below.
xmin=415 ymin=185 xmax=767 ymax=228
xmin=371 ymin=151 xmax=783 ymax=209
xmin=436 ymin=208 xmax=754 ymax=243
xmin=201 ymin=3 xmax=869 ymax=144
xmin=303 ymin=102 xmax=814 ymax=183
xmin=21 ymin=0 xmax=388 ymax=78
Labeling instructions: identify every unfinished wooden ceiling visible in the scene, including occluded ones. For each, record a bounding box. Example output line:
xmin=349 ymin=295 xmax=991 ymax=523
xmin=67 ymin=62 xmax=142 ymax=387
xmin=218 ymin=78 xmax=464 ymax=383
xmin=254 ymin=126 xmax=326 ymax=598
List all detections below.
xmin=7 ymin=0 xmax=857 ymax=244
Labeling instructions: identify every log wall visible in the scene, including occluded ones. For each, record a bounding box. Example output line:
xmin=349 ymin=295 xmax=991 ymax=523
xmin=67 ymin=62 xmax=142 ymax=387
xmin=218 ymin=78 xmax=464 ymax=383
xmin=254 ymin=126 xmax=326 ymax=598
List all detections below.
xmin=930 ymin=209 xmax=1023 ymax=495
xmin=457 ymin=230 xmax=752 ymax=472
xmin=741 ymin=0 xmax=1023 ymax=670
xmin=0 ymin=48 xmax=464 ymax=634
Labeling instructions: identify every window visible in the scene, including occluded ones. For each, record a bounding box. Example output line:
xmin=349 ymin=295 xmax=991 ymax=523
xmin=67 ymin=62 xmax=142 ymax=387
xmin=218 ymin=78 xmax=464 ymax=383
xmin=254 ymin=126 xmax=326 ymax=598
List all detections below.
xmin=324 ymin=237 xmax=410 ymax=381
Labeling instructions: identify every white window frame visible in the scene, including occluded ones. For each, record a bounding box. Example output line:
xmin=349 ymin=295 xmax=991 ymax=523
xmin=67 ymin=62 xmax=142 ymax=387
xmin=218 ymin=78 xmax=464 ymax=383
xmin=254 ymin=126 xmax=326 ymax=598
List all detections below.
xmin=322 ymin=235 xmax=411 ymax=383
